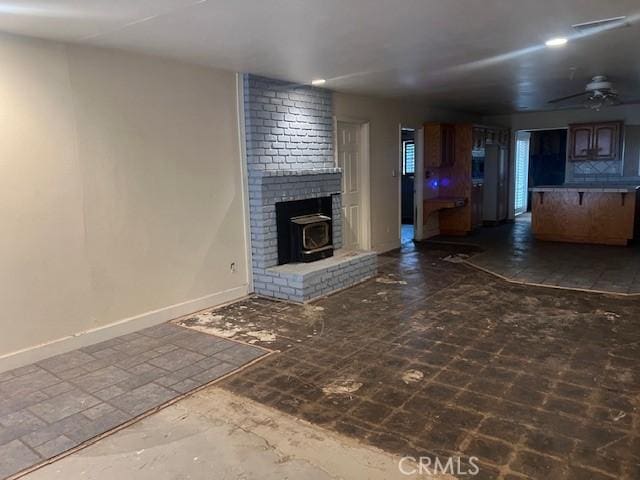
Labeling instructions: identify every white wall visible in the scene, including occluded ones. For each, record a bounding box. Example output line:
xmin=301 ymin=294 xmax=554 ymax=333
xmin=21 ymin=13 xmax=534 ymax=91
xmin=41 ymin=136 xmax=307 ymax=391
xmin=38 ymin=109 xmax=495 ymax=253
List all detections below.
xmin=333 ymin=92 xmax=478 ymax=252
xmin=0 ymin=33 xmax=249 ymax=364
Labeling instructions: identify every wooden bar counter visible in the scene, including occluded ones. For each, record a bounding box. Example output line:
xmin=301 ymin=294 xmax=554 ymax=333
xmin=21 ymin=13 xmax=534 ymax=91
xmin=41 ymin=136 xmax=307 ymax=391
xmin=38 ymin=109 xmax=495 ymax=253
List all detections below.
xmin=530 ymin=185 xmax=640 ymax=246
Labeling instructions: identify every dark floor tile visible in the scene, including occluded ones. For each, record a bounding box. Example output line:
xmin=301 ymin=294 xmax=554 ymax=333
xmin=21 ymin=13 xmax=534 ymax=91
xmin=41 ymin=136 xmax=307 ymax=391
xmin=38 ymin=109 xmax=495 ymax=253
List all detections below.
xmin=0 ymin=323 xmax=268 ymax=479
xmin=510 ymin=450 xmax=568 ymax=480
xmin=33 ymin=434 xmax=75 ymax=458
xmin=139 ymin=323 xmax=183 ymax=338
xmin=544 ymin=396 xmax=588 ymax=418
xmin=0 ymin=369 xmax=59 ymax=399
xmin=28 ymin=390 xmax=101 ymax=423
xmin=367 ymin=431 xmax=412 ymax=454
xmin=212 ymin=343 xmax=266 ymax=365
xmin=565 ymin=465 xmax=617 ymax=480
xmin=383 ymin=410 xmax=429 ymax=438
xmin=108 ymin=383 xmax=176 ymax=417
xmin=370 ymin=387 xmax=412 ymax=408
xmin=64 ymin=409 xmax=131 ymax=443
xmin=477 ymin=416 xmax=528 ymax=444
xmin=349 ymin=400 xmax=393 ymax=425
xmin=191 ymin=362 xmax=238 ymax=384
xmin=471 ymin=462 xmax=503 ymax=480
xmin=148 ymin=348 xmax=206 ymax=371
xmin=0 ymin=409 xmax=46 ymax=432
xmin=36 ymin=351 xmax=96 ymax=374
xmin=0 ymin=440 xmax=42 ymax=478
xmin=523 ymin=429 xmax=575 ymax=457
xmin=70 ymin=366 xmax=133 ymax=393
xmin=418 ymin=423 xmax=468 ymax=451
xmin=464 ymin=436 xmax=513 ymax=466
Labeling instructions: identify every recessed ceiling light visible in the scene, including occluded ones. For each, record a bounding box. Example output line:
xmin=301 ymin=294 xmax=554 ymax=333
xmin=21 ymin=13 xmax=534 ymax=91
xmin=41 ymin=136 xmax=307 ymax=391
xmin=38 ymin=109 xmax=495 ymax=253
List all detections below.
xmin=545 ymin=37 xmax=568 ymax=47
xmin=311 ymin=79 xmax=326 ymax=86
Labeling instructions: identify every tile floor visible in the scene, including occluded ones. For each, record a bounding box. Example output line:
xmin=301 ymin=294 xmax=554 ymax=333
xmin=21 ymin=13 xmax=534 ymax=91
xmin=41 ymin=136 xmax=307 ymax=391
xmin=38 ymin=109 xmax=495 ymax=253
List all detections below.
xmin=180 ymin=241 xmax=640 ymax=480
xmin=0 ymin=324 xmax=267 ymax=479
xmin=429 ymin=214 xmax=640 ymax=294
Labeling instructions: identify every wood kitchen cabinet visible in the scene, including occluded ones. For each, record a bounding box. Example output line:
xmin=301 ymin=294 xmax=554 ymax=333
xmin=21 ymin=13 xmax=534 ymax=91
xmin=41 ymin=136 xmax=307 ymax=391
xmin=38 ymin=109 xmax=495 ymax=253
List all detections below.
xmin=531 ymin=186 xmax=640 ymax=245
xmin=568 ymin=121 xmax=622 ymax=161
xmin=593 ymin=123 xmax=619 ymax=159
xmin=423 ymin=123 xmax=510 ymax=236
xmin=425 ymin=123 xmax=455 ymax=168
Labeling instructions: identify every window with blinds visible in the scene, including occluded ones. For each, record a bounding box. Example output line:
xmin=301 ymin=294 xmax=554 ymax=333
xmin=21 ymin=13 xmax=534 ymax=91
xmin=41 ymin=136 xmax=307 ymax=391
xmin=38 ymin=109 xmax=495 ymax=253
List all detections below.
xmin=403 ymin=141 xmax=415 ymax=174
xmin=514 ymin=132 xmax=531 ymax=215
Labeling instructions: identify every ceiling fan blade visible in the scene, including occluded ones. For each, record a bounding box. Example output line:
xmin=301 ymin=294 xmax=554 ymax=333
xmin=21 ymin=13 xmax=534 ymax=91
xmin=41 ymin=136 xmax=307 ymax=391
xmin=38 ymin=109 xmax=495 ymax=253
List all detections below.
xmin=547 ymin=91 xmax=589 ymax=104
xmin=549 ymin=103 xmax=589 ymax=111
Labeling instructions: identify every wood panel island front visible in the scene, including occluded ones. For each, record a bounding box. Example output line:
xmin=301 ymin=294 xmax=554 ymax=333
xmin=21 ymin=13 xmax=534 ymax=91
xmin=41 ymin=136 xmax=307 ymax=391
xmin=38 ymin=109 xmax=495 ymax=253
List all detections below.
xmin=530 ymin=185 xmax=640 ymax=246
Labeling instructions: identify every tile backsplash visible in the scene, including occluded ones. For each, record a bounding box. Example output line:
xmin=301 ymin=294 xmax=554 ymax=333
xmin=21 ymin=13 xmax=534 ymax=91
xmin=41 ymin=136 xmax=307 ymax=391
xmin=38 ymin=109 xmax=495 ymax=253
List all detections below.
xmin=566 ymin=159 xmax=623 ymax=183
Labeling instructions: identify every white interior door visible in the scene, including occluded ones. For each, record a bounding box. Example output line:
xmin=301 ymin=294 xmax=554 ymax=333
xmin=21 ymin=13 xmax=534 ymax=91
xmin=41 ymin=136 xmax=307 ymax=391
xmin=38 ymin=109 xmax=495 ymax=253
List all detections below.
xmin=337 ymin=121 xmax=362 ymax=250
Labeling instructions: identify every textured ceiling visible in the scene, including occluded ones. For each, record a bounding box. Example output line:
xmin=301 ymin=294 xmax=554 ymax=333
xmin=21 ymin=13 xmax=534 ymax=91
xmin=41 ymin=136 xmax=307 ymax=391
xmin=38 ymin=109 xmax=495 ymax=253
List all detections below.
xmin=0 ymin=0 xmax=639 ymax=114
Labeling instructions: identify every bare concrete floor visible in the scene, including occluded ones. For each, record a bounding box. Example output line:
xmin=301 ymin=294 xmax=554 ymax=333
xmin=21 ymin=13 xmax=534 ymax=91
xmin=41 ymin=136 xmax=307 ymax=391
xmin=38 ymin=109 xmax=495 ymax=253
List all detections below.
xmin=22 ymin=387 xmax=445 ymax=480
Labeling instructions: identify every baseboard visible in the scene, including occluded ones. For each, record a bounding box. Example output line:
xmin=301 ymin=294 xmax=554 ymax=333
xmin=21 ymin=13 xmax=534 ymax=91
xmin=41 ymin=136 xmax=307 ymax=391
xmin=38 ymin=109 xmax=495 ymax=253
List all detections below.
xmin=374 ymin=239 xmax=401 ymax=254
xmin=0 ymin=284 xmax=249 ymax=374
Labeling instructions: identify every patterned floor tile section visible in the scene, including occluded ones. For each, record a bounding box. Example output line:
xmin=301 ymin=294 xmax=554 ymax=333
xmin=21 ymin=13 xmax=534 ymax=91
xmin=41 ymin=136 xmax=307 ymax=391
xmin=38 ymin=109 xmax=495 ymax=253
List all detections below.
xmin=192 ymin=242 xmax=640 ymax=480
xmin=430 ymin=213 xmax=640 ymax=294
xmin=0 ymin=324 xmax=267 ymax=479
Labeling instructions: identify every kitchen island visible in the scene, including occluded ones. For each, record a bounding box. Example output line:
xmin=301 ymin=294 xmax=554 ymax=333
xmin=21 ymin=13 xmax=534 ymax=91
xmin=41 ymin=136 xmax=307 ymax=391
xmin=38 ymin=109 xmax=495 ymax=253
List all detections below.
xmin=530 ymin=185 xmax=640 ymax=246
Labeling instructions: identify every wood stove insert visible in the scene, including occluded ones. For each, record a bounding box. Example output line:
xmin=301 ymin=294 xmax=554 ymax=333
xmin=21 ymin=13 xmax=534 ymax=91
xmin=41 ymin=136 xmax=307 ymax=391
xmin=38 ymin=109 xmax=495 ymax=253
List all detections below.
xmin=276 ymin=196 xmax=334 ymax=264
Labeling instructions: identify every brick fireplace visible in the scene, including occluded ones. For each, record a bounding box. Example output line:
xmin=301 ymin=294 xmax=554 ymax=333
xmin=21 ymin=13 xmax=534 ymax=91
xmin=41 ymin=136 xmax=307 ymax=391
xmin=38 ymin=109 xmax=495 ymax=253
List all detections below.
xmin=244 ymin=75 xmax=376 ymax=302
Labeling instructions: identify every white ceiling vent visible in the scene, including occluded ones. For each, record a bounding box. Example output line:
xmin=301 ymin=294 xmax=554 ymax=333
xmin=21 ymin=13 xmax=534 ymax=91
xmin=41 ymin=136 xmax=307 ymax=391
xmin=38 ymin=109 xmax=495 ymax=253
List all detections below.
xmin=572 ymin=16 xmax=629 ymax=34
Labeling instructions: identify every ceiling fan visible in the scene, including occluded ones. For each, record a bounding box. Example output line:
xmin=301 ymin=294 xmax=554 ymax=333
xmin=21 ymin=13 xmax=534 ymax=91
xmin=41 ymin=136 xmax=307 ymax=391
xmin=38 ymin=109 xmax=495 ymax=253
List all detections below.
xmin=548 ymin=75 xmax=640 ymax=111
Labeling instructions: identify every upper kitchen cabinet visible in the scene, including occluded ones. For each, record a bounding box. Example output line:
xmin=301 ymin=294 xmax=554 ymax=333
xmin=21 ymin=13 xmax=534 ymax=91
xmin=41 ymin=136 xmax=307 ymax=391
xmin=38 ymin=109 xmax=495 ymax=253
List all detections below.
xmin=425 ymin=123 xmax=456 ymax=168
xmin=568 ymin=121 xmax=623 ymax=161
xmin=422 ymin=123 xmax=510 ymax=236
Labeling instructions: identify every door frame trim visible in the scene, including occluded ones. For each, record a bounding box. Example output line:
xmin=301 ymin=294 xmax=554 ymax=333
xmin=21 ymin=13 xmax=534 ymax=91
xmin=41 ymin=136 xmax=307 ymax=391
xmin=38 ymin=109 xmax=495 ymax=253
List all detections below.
xmin=414 ymin=127 xmax=425 ymax=240
xmin=235 ymin=73 xmax=254 ymax=292
xmin=333 ymin=116 xmax=371 ymax=251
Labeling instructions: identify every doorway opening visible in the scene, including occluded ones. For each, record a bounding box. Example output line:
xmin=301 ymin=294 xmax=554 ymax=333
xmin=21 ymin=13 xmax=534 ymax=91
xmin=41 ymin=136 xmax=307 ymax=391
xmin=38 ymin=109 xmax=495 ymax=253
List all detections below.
xmin=514 ymin=128 xmax=567 ymax=215
xmin=400 ymin=128 xmax=416 ymax=244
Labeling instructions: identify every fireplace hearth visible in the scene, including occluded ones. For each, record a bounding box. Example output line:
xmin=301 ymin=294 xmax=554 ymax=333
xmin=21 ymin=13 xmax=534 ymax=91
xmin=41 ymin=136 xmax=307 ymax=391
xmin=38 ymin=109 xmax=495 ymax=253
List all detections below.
xmin=276 ymin=197 xmax=334 ymax=264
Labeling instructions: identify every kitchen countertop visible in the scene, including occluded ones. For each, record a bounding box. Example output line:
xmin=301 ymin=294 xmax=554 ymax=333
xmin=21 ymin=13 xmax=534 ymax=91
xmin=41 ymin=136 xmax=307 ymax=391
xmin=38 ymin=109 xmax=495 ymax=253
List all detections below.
xmin=530 ymin=184 xmax=640 ymax=193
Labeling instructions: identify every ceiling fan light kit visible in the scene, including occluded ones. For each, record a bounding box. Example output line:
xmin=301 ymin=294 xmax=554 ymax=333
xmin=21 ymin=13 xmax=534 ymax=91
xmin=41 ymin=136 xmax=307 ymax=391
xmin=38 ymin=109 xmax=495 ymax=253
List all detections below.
xmin=548 ymin=75 xmax=639 ymax=110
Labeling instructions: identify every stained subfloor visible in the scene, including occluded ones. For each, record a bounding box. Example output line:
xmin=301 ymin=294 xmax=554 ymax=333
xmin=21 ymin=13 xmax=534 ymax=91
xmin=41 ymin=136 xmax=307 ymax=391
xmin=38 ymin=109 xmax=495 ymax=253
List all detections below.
xmin=0 ymin=324 xmax=267 ymax=479
xmin=182 ymin=241 xmax=640 ymax=480
xmin=429 ymin=214 xmax=640 ymax=294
